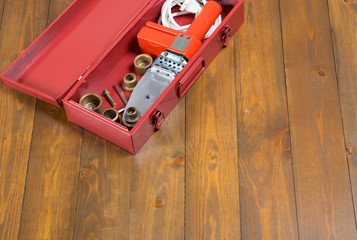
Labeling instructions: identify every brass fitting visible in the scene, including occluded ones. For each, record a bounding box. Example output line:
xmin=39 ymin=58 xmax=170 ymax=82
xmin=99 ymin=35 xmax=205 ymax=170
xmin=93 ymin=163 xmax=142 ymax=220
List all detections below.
xmin=124 ymin=107 xmax=141 ymax=125
xmin=102 ymin=108 xmax=122 ymax=124
xmin=79 ymin=93 xmax=103 ymax=114
xmin=122 ymin=73 xmax=138 ymax=92
xmin=134 ymin=54 xmax=153 ymax=76
xmin=103 ymin=89 xmax=116 ymax=107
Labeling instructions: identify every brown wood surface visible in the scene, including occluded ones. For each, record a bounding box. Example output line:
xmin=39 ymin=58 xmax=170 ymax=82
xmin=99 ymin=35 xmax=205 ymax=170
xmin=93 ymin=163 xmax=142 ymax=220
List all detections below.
xmin=48 ymin=0 xmax=73 ymax=22
xmin=73 ymin=132 xmax=132 ymax=240
xmin=279 ymin=0 xmax=357 ymax=239
xmin=328 ymin=0 xmax=357 ymax=218
xmin=0 ymin=0 xmax=4 ymax=24
xmin=185 ymin=40 xmax=241 ymax=239
xmin=1 ymin=0 xmax=357 ymax=239
xmin=129 ymin=100 xmax=185 ymax=240
xmin=0 ymin=1 xmax=49 ymax=239
xmin=18 ymin=102 xmax=82 ymax=240
xmin=235 ymin=0 xmax=299 ymax=239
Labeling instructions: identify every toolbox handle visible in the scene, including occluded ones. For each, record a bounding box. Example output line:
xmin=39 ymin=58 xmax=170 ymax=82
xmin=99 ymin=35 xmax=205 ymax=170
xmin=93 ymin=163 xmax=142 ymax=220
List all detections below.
xmin=178 ymin=56 xmax=205 ymax=97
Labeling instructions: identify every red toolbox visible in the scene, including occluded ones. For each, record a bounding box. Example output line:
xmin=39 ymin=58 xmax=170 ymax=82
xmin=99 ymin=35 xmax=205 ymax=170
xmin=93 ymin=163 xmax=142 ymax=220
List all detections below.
xmin=0 ymin=0 xmax=244 ymax=154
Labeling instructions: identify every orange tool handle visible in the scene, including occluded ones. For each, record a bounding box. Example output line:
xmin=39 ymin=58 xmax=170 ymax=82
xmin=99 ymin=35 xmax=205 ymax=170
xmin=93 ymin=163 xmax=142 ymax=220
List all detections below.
xmin=186 ymin=1 xmax=222 ymax=41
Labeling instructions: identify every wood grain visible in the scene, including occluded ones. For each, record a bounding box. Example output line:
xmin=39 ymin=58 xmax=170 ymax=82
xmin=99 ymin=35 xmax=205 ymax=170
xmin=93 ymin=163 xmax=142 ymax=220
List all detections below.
xmin=185 ymin=39 xmax=240 ymax=239
xmin=1 ymin=0 xmax=357 ymax=238
xmin=234 ymin=0 xmax=299 ymax=239
xmin=48 ymin=0 xmax=73 ymax=23
xmin=18 ymin=102 xmax=82 ymax=240
xmin=279 ymin=0 xmax=357 ymax=238
xmin=327 ymin=0 xmax=357 ymax=218
xmin=0 ymin=0 xmax=4 ymax=26
xmin=0 ymin=1 xmax=49 ymax=239
xmin=129 ymin=100 xmax=185 ymax=240
xmin=17 ymin=1 xmax=81 ymax=239
xmin=73 ymin=133 xmax=132 ymax=240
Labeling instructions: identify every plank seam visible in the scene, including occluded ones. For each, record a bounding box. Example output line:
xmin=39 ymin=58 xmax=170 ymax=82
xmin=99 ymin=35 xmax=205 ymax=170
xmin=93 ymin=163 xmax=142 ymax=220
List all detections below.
xmin=128 ymin=154 xmax=135 ymax=240
xmin=17 ymin=1 xmax=57 ymax=237
xmin=71 ymin=128 xmax=84 ymax=240
xmin=17 ymin=100 xmax=39 ymax=240
xmin=184 ymin=95 xmax=187 ymax=240
xmin=325 ymin=0 xmax=357 ymax=230
xmin=46 ymin=0 xmax=53 ymax=26
xmin=9 ymin=0 xmax=51 ymax=237
xmin=0 ymin=0 xmax=6 ymax=31
xmin=276 ymin=0 xmax=301 ymax=239
xmin=233 ymin=33 xmax=243 ymax=240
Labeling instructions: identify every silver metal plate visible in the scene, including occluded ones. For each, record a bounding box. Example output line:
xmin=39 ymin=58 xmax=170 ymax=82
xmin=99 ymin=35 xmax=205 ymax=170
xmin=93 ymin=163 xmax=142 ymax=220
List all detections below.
xmin=170 ymin=34 xmax=192 ymax=52
xmin=123 ymin=51 xmax=188 ymax=127
xmin=122 ymin=65 xmax=175 ymax=127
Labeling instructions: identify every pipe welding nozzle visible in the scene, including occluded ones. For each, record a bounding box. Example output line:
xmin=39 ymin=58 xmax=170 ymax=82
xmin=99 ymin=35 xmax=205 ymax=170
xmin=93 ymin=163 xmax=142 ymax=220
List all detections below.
xmin=124 ymin=107 xmax=141 ymax=125
xmin=134 ymin=54 xmax=153 ymax=76
xmin=122 ymin=73 xmax=138 ymax=92
xmin=102 ymin=108 xmax=122 ymax=124
xmin=79 ymin=93 xmax=103 ymax=114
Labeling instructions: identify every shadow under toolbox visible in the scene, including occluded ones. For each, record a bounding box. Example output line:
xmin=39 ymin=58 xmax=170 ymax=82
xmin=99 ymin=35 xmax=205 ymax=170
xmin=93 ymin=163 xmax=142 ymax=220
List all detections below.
xmin=0 ymin=0 xmax=244 ymax=154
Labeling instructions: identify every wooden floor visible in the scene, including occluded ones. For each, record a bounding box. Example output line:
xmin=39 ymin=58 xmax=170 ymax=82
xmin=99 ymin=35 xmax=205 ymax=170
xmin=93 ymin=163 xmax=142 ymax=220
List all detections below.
xmin=0 ymin=0 xmax=356 ymax=239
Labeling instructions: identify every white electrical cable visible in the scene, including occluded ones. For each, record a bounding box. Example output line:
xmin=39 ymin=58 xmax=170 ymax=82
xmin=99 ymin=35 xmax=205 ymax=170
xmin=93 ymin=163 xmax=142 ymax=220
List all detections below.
xmin=159 ymin=0 xmax=222 ymax=39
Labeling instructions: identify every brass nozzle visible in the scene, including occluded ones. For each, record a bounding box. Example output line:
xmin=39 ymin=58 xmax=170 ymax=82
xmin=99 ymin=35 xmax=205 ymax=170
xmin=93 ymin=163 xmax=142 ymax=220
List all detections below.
xmin=134 ymin=54 xmax=153 ymax=76
xmin=125 ymin=107 xmax=141 ymax=125
xmin=79 ymin=93 xmax=103 ymax=114
xmin=102 ymin=108 xmax=122 ymax=124
xmin=122 ymin=73 xmax=138 ymax=92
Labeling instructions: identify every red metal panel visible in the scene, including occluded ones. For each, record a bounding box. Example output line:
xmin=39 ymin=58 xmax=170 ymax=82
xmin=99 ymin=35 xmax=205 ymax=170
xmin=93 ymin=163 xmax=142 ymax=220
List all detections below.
xmin=178 ymin=57 xmax=206 ymax=97
xmin=0 ymin=0 xmax=150 ymax=106
xmin=64 ymin=100 xmax=135 ymax=153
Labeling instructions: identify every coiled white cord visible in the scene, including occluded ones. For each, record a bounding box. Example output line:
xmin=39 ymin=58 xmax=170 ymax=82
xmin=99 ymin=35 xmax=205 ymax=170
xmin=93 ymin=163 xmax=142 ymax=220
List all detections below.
xmin=158 ymin=0 xmax=222 ymax=39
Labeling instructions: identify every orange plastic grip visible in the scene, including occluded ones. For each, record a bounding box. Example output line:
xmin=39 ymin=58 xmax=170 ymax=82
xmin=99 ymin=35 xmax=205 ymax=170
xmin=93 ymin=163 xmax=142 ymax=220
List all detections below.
xmin=186 ymin=1 xmax=222 ymax=41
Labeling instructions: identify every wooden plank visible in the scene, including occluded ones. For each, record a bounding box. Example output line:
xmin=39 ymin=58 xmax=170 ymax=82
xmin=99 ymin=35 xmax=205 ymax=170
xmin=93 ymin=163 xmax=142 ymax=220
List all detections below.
xmin=279 ymin=0 xmax=357 ymax=238
xmin=185 ymin=39 xmax=240 ymax=238
xmin=18 ymin=103 xmax=82 ymax=240
xmin=327 ymin=0 xmax=357 ymax=218
xmin=73 ymin=133 xmax=132 ymax=240
xmin=17 ymin=1 xmax=81 ymax=239
xmin=234 ymin=0 xmax=299 ymax=239
xmin=48 ymin=0 xmax=73 ymax=22
xmin=0 ymin=0 xmax=49 ymax=239
xmin=129 ymin=100 xmax=185 ymax=240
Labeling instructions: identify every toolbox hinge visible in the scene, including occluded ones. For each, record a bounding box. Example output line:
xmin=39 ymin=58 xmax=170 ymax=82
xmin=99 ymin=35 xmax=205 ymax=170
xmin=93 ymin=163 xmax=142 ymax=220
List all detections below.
xmin=77 ymin=65 xmax=91 ymax=81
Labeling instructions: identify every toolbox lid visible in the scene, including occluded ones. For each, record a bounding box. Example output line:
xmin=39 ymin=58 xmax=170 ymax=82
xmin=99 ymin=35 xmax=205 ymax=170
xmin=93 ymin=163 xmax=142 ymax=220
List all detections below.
xmin=0 ymin=0 xmax=151 ymax=106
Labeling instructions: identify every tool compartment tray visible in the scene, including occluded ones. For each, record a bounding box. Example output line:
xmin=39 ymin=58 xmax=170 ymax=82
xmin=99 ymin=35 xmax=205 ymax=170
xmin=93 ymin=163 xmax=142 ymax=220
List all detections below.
xmin=1 ymin=0 xmax=244 ymax=154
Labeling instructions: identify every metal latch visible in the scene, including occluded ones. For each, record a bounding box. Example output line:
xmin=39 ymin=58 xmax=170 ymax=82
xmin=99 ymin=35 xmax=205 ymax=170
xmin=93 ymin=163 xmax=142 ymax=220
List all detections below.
xmin=222 ymin=27 xmax=231 ymax=47
xmin=152 ymin=111 xmax=165 ymax=130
